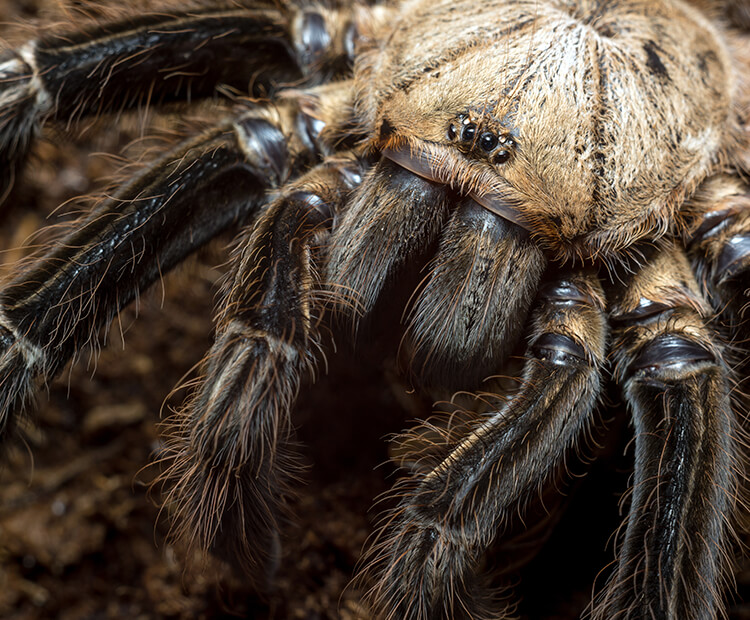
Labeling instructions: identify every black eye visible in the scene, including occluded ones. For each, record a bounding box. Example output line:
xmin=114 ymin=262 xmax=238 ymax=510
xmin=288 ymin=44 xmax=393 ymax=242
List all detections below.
xmin=461 ymin=123 xmax=476 ymax=141
xmin=493 ymin=150 xmax=511 ymax=164
xmin=480 ymin=132 xmax=498 ymax=152
xmin=447 ymin=123 xmax=456 ymax=139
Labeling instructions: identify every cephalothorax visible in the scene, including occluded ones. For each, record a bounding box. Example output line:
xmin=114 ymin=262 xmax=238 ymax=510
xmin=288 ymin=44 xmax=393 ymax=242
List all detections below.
xmin=0 ymin=0 xmax=747 ymax=618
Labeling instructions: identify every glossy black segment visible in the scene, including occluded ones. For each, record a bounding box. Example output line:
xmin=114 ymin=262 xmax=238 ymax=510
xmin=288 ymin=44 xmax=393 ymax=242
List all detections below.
xmin=344 ymin=21 xmax=358 ymax=61
xmin=690 ymin=208 xmax=736 ymax=244
xmin=298 ymin=11 xmax=331 ymax=67
xmin=286 ymin=190 xmax=331 ymax=223
xmin=532 ymin=333 xmax=586 ymax=361
xmin=631 ymin=335 xmax=715 ymax=371
xmin=335 ymin=160 xmax=366 ymax=190
xmin=231 ymin=197 xmax=333 ymax=340
xmin=296 ymin=110 xmax=327 ymax=154
xmin=616 ymin=297 xmax=674 ymax=322
xmin=235 ymin=116 xmax=290 ymax=185
xmin=717 ymin=234 xmax=750 ymax=282
xmin=614 ymin=367 xmax=733 ymax=619
xmin=35 ymin=10 xmax=299 ymax=120
xmin=538 ymin=279 xmax=593 ymax=305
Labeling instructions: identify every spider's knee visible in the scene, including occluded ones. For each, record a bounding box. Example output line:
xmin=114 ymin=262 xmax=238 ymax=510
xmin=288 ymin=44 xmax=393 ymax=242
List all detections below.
xmin=0 ymin=314 xmax=45 ymax=437
xmin=290 ymin=5 xmax=360 ymax=75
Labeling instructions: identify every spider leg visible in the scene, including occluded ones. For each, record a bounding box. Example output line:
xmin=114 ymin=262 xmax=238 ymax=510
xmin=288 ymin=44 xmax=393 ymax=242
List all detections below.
xmin=685 ymin=174 xmax=750 ymax=335
xmin=0 ymin=98 xmax=324 ymax=440
xmin=598 ymin=243 xmax=738 ymax=619
xmin=0 ymin=1 xmax=364 ymax=200
xmin=363 ymin=268 xmax=607 ymax=620
xmin=158 ymin=153 xmax=366 ymax=584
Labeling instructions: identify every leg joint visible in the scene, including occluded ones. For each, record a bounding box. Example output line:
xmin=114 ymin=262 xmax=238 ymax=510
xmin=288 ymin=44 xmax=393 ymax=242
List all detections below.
xmin=531 ymin=333 xmax=587 ymax=363
xmin=630 ymin=334 xmax=715 ymax=373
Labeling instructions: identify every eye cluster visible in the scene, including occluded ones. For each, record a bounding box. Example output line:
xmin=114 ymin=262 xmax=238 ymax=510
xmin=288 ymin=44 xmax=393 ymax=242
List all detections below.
xmin=447 ymin=115 xmax=516 ymax=165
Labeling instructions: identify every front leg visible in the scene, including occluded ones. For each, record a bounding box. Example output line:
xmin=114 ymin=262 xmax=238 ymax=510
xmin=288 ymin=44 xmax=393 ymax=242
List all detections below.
xmin=159 ymin=154 xmax=366 ymax=584
xmin=601 ymin=243 xmax=738 ymax=619
xmin=363 ymin=268 xmax=607 ymax=620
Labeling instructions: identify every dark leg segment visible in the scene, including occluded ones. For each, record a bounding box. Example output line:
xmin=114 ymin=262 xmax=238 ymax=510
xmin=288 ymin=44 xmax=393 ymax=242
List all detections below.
xmin=599 ymin=243 xmax=738 ymax=620
xmin=0 ymin=2 xmax=361 ymax=199
xmin=0 ymin=105 xmax=301 ymax=439
xmin=405 ymin=200 xmax=546 ymax=388
xmin=363 ymin=269 xmax=607 ymax=620
xmin=686 ymin=174 xmax=750 ymax=330
xmin=158 ymin=154 xmax=366 ymax=583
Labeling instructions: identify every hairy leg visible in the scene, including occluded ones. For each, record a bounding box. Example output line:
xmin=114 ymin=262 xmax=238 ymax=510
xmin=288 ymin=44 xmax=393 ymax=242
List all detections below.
xmin=364 ymin=267 xmax=606 ymax=620
xmin=0 ymin=101 xmax=308 ymax=439
xmin=0 ymin=1 xmax=363 ymax=200
xmin=158 ymin=153 xmax=367 ymax=584
xmin=599 ymin=243 xmax=739 ymax=620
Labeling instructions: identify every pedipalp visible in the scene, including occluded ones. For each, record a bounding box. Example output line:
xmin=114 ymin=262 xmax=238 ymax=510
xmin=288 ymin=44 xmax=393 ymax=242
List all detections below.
xmin=158 ymin=152 xmax=367 ymax=585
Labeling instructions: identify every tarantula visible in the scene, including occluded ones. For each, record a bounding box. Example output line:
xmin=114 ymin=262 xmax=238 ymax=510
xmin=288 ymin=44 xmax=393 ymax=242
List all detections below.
xmin=0 ymin=0 xmax=748 ymax=617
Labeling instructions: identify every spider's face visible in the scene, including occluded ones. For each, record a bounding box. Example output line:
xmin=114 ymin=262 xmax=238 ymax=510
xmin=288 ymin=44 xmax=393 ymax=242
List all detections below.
xmin=361 ymin=0 xmax=738 ymax=260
